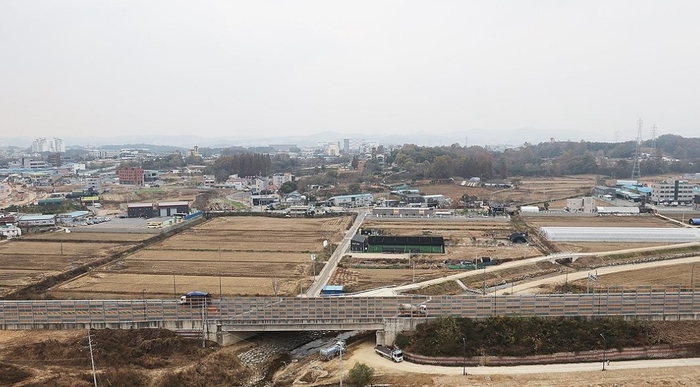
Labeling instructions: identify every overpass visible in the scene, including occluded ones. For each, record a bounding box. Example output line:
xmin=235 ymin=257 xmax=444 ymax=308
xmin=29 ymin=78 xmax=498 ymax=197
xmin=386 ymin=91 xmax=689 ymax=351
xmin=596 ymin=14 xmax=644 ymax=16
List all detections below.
xmin=2 ymin=293 xmax=700 ymax=345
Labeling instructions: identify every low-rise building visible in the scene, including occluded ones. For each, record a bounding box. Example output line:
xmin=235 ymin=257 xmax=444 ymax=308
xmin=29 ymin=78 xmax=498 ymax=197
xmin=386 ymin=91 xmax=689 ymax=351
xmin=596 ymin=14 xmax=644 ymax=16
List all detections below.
xmin=372 ymin=207 xmax=435 ymax=218
xmin=118 ymin=167 xmax=144 ymax=186
xmin=329 ymin=193 xmax=373 ymax=207
xmin=651 ymin=180 xmax=695 ymax=204
xmin=566 ymin=197 xmax=596 ymax=213
xmin=18 ymin=214 xmax=56 ymax=227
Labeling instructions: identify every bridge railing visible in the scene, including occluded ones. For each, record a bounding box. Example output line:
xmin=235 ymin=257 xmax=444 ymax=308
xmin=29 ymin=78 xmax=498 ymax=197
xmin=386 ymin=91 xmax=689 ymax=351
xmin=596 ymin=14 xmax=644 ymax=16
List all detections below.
xmin=0 ymin=292 xmax=698 ymax=327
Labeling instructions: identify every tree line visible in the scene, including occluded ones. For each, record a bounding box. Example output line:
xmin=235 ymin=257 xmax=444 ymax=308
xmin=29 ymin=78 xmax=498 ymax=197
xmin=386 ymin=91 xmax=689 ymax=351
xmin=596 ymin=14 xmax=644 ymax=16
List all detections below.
xmin=388 ymin=134 xmax=700 ymax=179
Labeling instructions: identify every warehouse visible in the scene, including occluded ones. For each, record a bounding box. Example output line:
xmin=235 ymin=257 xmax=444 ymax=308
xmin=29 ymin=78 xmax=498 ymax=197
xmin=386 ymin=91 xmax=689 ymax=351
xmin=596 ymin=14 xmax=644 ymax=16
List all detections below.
xmin=158 ymin=201 xmax=189 ymax=217
xmin=539 ymin=227 xmax=700 ymax=243
xmin=127 ymin=202 xmax=189 ymax=218
xmin=18 ymin=214 xmax=56 ymax=227
xmin=127 ymin=203 xmax=156 ymax=218
xmin=367 ymin=235 xmax=445 ymax=253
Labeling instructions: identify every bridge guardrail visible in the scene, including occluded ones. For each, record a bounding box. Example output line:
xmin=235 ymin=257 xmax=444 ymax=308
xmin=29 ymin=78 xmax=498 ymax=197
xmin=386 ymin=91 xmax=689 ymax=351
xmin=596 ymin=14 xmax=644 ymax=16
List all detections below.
xmin=0 ymin=293 xmax=698 ymax=327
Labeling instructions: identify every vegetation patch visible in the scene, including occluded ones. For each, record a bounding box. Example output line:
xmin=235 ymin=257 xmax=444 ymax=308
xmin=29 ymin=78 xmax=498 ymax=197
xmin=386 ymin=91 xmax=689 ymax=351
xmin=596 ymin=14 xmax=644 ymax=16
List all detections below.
xmin=395 ymin=316 xmax=670 ymax=358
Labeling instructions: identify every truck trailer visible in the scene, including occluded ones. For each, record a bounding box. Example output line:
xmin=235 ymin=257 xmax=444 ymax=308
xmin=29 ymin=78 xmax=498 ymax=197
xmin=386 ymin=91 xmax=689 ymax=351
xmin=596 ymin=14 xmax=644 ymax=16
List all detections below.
xmin=178 ymin=291 xmax=211 ymax=306
xmin=374 ymin=345 xmax=403 ymax=362
xmin=398 ymin=303 xmax=428 ymax=317
xmin=319 ymin=340 xmax=346 ymax=361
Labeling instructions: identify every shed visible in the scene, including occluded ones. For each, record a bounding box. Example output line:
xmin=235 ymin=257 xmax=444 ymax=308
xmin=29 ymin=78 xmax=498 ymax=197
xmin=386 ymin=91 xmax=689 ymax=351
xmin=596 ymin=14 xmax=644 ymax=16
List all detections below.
xmin=350 ymin=234 xmax=368 ymax=252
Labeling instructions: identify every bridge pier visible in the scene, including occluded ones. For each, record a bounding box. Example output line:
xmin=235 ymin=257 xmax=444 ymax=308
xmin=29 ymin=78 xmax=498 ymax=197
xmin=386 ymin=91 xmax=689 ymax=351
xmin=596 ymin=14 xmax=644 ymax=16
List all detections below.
xmin=378 ymin=318 xmax=428 ymax=346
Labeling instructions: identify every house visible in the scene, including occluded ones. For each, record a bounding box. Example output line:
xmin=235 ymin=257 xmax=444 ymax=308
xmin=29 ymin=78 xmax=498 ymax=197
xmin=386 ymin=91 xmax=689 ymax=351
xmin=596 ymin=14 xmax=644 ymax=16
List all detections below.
xmin=284 ymin=192 xmax=307 ymax=205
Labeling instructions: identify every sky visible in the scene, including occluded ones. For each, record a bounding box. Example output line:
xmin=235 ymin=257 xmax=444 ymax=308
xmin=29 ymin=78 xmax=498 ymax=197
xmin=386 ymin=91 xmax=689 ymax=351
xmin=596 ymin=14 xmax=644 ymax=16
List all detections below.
xmin=1 ymin=1 xmax=699 ymax=146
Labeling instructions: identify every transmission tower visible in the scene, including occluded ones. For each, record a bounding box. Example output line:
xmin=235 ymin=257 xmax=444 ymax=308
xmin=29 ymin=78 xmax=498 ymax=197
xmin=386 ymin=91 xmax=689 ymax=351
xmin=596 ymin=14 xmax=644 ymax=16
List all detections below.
xmin=631 ymin=118 xmax=642 ymax=180
xmin=650 ymin=124 xmax=658 ymax=160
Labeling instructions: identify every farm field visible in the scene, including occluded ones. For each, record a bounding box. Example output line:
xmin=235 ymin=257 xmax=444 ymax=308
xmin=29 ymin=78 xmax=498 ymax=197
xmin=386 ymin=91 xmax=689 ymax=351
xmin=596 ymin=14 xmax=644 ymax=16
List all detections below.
xmin=399 ymin=176 xmax=596 ymax=207
xmin=20 ymin=232 xmax=152 ymax=243
xmin=361 ymin=219 xmax=541 ymax=261
xmin=53 ymin=216 xmax=353 ymax=298
xmin=331 ymin=219 xmax=541 ymax=292
xmin=0 ymin=239 xmax=138 ymax=297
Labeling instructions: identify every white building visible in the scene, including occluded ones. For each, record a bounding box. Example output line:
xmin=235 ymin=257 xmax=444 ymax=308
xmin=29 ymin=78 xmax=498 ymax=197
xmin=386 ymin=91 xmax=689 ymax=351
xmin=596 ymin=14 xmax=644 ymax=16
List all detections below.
xmin=651 ymin=180 xmax=695 ymax=204
xmin=329 ymin=193 xmax=373 ymax=207
xmin=31 ymin=138 xmax=65 ymax=153
xmin=85 ymin=177 xmax=101 ymax=192
xmin=225 ymin=176 xmax=248 ymax=190
xmin=566 ymin=197 xmax=596 ymax=213
xmin=272 ymin=172 xmax=294 ymax=188
xmin=327 ymin=143 xmax=340 ymax=156
xmin=203 ymin=175 xmax=216 ymax=188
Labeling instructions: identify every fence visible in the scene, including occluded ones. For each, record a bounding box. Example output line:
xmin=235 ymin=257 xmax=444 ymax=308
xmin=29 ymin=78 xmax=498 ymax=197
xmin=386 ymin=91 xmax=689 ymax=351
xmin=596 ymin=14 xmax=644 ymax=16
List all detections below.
xmin=404 ymin=344 xmax=699 ymax=366
xmin=0 ymin=292 xmax=699 ymax=328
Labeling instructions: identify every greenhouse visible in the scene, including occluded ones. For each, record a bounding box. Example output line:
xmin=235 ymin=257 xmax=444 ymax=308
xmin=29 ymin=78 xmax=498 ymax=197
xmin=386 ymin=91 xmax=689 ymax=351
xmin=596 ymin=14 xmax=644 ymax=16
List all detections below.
xmin=539 ymin=227 xmax=700 ymax=243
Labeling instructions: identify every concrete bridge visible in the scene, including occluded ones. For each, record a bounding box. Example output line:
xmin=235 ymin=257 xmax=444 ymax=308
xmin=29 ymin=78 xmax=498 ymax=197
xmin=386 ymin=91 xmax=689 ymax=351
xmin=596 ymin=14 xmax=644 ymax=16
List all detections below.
xmin=1 ymin=293 xmax=699 ymax=345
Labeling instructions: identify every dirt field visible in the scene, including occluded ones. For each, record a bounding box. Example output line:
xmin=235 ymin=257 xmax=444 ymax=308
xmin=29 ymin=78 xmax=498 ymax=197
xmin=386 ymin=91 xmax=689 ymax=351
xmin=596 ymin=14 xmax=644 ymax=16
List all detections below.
xmin=53 ymin=216 xmax=353 ymax=298
xmin=0 ymin=239 xmax=138 ymax=297
xmin=21 ymin=232 xmax=152 ymax=242
xmin=577 ymin=261 xmax=700 ymax=288
xmin=329 ymin=219 xmax=541 ymax=292
xmin=3 ymin=328 xmax=700 ymax=387
xmin=361 ymin=219 xmax=541 ymax=261
xmin=409 ymin=176 xmax=596 ymax=206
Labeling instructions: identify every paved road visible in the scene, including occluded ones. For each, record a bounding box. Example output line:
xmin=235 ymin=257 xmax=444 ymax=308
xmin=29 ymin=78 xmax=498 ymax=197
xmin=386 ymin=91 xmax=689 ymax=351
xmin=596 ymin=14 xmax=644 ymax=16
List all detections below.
xmin=354 ymin=243 xmax=700 ymax=297
xmin=352 ymin=341 xmax=700 ymax=375
xmin=496 ymin=254 xmax=700 ymax=295
xmin=307 ymin=209 xmax=368 ymax=297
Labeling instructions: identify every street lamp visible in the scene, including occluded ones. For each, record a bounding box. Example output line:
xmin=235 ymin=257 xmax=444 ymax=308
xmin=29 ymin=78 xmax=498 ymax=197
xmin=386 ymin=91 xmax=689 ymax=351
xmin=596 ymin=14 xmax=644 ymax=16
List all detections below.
xmin=462 ymin=337 xmax=467 ymax=375
xmin=691 ymin=263 xmax=697 ymax=292
xmin=600 ymin=333 xmax=606 ymax=371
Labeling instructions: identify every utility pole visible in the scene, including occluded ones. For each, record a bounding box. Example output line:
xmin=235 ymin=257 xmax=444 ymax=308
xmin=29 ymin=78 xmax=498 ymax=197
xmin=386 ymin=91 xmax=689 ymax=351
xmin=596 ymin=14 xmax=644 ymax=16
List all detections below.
xmin=600 ymin=333 xmax=606 ymax=371
xmin=201 ymin=300 xmax=206 ymax=348
xmin=462 ymin=337 xmax=467 ymax=375
xmin=339 ymin=343 xmax=343 ymax=387
xmin=88 ymin=328 xmax=98 ymax=387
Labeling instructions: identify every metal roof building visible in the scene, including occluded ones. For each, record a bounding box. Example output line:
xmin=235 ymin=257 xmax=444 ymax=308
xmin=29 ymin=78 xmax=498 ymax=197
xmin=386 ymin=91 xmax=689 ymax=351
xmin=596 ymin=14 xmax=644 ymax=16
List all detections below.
xmin=539 ymin=227 xmax=700 ymax=243
xmin=596 ymin=207 xmax=640 ymax=214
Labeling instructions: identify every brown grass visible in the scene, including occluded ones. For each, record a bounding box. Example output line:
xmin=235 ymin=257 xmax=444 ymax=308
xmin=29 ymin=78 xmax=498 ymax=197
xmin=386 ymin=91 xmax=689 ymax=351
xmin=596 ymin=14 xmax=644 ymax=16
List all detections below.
xmin=53 ymin=216 xmax=352 ymax=297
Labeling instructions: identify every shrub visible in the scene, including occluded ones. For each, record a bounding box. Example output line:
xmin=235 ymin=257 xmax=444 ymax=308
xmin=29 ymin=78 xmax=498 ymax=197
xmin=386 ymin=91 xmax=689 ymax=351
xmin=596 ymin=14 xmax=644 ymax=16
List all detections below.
xmin=347 ymin=362 xmax=374 ymax=387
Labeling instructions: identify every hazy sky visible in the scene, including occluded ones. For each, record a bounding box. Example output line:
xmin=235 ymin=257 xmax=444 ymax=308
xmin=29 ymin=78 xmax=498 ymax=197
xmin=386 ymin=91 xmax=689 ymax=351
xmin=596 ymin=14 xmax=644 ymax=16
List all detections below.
xmin=2 ymin=1 xmax=699 ymax=144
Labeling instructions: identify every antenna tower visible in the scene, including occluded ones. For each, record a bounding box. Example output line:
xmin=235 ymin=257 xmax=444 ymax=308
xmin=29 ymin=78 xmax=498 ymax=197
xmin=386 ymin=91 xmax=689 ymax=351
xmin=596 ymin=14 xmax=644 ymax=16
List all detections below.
xmin=614 ymin=131 xmax=619 ymax=143
xmin=650 ymin=124 xmax=657 ymax=160
xmin=631 ymin=118 xmax=642 ymax=179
